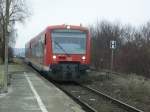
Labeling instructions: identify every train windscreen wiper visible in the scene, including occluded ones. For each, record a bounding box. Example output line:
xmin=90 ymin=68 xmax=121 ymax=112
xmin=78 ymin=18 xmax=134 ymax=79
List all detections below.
xmin=54 ymin=41 xmax=70 ymax=57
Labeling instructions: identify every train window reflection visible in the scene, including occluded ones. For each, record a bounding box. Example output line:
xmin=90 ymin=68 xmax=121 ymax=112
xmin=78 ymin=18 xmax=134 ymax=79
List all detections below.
xmin=51 ymin=30 xmax=86 ymax=54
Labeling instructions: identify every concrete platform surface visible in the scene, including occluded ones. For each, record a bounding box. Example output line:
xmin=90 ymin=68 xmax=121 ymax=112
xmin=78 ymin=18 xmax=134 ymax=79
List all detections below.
xmin=0 ymin=67 xmax=85 ymax=112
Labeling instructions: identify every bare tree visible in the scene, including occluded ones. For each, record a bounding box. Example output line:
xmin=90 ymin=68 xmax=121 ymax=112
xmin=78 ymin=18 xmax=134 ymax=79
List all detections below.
xmin=90 ymin=20 xmax=150 ymax=77
xmin=90 ymin=21 xmax=122 ymax=69
xmin=0 ymin=0 xmax=29 ymax=62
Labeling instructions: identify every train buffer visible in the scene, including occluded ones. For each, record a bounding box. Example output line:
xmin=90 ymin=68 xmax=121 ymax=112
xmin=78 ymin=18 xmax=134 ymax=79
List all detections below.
xmin=0 ymin=65 xmax=85 ymax=112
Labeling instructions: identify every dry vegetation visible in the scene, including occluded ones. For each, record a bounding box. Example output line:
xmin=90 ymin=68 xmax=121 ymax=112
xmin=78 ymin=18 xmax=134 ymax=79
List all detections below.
xmin=0 ymin=0 xmax=29 ymax=90
xmin=90 ymin=21 xmax=150 ymax=77
xmin=87 ymin=71 xmax=150 ymax=112
xmin=89 ymin=21 xmax=150 ymax=110
xmin=0 ymin=0 xmax=29 ymax=63
xmin=0 ymin=58 xmax=27 ymax=90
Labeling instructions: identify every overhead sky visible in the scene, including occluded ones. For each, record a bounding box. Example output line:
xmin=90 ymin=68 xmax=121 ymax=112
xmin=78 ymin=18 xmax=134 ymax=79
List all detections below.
xmin=15 ymin=0 xmax=150 ymax=48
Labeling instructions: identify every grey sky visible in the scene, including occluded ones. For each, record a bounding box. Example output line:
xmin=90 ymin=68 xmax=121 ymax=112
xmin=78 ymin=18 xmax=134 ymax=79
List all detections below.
xmin=15 ymin=0 xmax=150 ymax=48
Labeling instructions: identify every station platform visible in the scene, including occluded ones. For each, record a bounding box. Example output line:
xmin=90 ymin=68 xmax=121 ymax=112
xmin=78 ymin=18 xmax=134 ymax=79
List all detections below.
xmin=0 ymin=65 xmax=85 ymax=112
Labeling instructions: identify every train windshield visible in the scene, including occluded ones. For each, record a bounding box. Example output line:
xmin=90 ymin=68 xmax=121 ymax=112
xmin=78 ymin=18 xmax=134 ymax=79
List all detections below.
xmin=51 ymin=30 xmax=86 ymax=54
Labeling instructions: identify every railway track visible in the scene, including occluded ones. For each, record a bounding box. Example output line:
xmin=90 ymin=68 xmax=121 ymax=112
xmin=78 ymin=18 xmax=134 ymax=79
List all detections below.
xmin=55 ymin=82 xmax=144 ymax=112
xmin=80 ymin=84 xmax=144 ymax=112
xmin=55 ymin=83 xmax=97 ymax=112
xmin=26 ymin=63 xmax=144 ymax=112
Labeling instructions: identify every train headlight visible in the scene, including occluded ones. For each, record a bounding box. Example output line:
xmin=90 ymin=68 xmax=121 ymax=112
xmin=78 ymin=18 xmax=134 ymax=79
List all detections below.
xmin=53 ymin=55 xmax=56 ymax=59
xmin=67 ymin=25 xmax=70 ymax=29
xmin=82 ymin=56 xmax=86 ymax=60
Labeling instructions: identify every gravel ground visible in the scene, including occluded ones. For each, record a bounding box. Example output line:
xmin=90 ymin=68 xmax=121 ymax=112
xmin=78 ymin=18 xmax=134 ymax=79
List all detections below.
xmin=86 ymin=71 xmax=150 ymax=112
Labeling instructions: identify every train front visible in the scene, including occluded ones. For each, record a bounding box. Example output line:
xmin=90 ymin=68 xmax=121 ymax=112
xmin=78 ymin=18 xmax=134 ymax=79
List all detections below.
xmin=49 ymin=25 xmax=90 ymax=81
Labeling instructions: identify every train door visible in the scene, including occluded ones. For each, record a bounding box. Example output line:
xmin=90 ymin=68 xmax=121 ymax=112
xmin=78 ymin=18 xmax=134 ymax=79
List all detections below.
xmin=43 ymin=33 xmax=47 ymax=67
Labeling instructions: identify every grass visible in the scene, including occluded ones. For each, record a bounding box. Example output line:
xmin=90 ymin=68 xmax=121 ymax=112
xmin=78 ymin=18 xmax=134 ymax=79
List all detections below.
xmin=115 ymin=74 xmax=150 ymax=111
xmin=88 ymin=71 xmax=150 ymax=112
xmin=0 ymin=58 xmax=3 ymax=64
xmin=12 ymin=58 xmax=24 ymax=64
xmin=0 ymin=59 xmax=27 ymax=89
xmin=0 ymin=65 xmax=4 ymax=89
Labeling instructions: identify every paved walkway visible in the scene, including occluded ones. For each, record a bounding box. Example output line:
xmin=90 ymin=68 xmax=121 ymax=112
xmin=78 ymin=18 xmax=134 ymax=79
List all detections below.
xmin=0 ymin=66 xmax=85 ymax=112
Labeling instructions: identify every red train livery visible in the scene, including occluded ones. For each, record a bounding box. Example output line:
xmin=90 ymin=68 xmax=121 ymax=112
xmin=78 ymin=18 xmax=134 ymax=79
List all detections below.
xmin=25 ymin=25 xmax=90 ymax=81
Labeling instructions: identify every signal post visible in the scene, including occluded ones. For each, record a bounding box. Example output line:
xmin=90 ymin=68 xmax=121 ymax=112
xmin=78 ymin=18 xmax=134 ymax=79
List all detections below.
xmin=110 ymin=40 xmax=116 ymax=72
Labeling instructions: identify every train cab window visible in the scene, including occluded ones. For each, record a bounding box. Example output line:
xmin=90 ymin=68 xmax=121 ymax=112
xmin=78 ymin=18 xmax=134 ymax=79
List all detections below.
xmin=51 ymin=30 xmax=87 ymax=54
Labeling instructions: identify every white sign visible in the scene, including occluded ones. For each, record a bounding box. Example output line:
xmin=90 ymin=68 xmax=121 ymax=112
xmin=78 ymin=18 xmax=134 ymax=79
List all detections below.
xmin=110 ymin=40 xmax=116 ymax=49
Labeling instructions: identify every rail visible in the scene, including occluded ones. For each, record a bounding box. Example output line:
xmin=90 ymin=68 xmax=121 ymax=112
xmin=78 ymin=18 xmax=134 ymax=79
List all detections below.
xmin=55 ymin=83 xmax=98 ymax=112
xmin=79 ymin=84 xmax=144 ymax=112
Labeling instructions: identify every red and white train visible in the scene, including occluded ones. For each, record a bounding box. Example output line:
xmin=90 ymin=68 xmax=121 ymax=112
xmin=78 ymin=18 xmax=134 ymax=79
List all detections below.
xmin=25 ymin=25 xmax=90 ymax=81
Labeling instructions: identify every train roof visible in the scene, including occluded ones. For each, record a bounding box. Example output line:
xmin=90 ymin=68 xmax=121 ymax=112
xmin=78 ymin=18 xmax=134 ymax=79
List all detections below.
xmin=26 ymin=24 xmax=89 ymax=46
xmin=46 ymin=24 xmax=89 ymax=31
